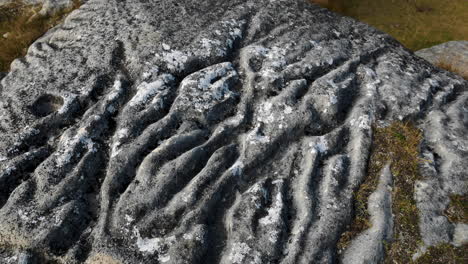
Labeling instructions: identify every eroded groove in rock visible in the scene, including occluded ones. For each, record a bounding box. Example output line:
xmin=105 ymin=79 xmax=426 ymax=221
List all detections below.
xmin=0 ymin=0 xmax=467 ymax=263
xmin=342 ymin=165 xmax=394 ymax=264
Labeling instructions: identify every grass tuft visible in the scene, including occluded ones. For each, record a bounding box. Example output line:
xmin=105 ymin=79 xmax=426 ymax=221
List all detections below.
xmin=444 ymin=194 xmax=468 ymax=224
xmin=0 ymin=0 xmax=81 ymax=72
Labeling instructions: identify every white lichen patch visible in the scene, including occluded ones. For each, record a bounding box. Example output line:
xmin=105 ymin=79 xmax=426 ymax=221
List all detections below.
xmin=328 ymin=160 xmax=345 ymax=184
xmin=453 ymin=223 xmax=468 ymax=246
xmin=103 ymin=78 xmax=126 ymax=114
xmin=362 ymin=68 xmax=381 ymax=97
xmin=3 ymin=165 xmax=15 ymax=175
xmin=365 ymin=81 xmax=378 ymax=97
xmin=136 ymin=231 xmax=176 ymax=263
xmin=124 ymin=214 xmax=134 ymax=224
xmin=350 ymin=115 xmax=372 ymax=130
xmin=136 ymin=236 xmax=164 ymax=253
xmin=322 ymin=159 xmax=345 ymax=198
xmin=183 ymin=233 xmax=193 ymax=240
xmin=162 ymin=43 xmax=171 ymax=51
xmin=54 ymin=77 xmax=126 ymax=167
xmin=4 ymin=255 xmax=17 ymax=264
xmin=264 ymin=46 xmax=287 ymax=69
xmin=129 ymin=74 xmax=174 ymax=108
xmin=57 ymin=93 xmax=78 ymax=115
xmin=230 ymin=160 xmax=244 ymax=177
xmin=221 ymin=19 xmax=245 ymax=48
xmin=111 ymin=128 xmax=130 ymax=158
xmin=176 ymin=62 xmax=238 ymax=114
xmin=17 ymin=209 xmax=29 ymax=221
xmin=228 ymin=242 xmax=250 ymax=263
xmin=55 ymin=127 xmax=97 ymax=167
xmin=227 ymin=242 xmax=262 ymax=264
xmin=257 ymin=101 xmax=273 ymax=122
xmin=18 ymin=126 xmax=40 ymax=141
xmin=246 ymin=45 xmax=269 ymax=56
xmin=194 ymin=19 xmax=244 ymax=59
xmin=255 ymin=101 xmax=290 ymax=126
xmin=259 ymin=184 xmax=283 ymax=227
xmin=106 ymin=78 xmax=124 ymax=102
xmin=246 ymin=125 xmax=270 ymax=145
xmin=309 ymin=136 xmax=329 ymax=154
xmin=247 ymin=182 xmax=266 ymax=195
xmin=160 ymin=49 xmax=190 ymax=72
xmin=247 ymin=182 xmax=268 ymax=209
xmin=255 ymin=180 xmax=285 ymax=244
xmin=243 ymin=43 xmax=295 ymax=90
xmin=226 ymin=113 xmax=245 ymax=126
xmin=142 ymin=66 xmax=159 ymax=80
xmin=199 ymin=38 xmax=224 ymax=56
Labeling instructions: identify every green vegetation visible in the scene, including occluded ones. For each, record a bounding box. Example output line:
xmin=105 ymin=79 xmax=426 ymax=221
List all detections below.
xmin=338 ymin=121 xmax=468 ymax=262
xmin=311 ymin=0 xmax=468 ymax=51
xmin=445 ymin=194 xmax=468 ymax=224
xmin=338 ymin=122 xmax=424 ymax=261
xmin=0 ymin=0 xmax=80 ymax=72
xmin=415 ymin=243 xmax=468 ymax=264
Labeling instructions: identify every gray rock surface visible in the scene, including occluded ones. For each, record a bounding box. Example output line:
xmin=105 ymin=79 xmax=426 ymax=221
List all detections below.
xmin=0 ymin=0 xmax=466 ymax=263
xmin=342 ymin=165 xmax=393 ymax=264
xmin=416 ymin=41 xmax=468 ymax=79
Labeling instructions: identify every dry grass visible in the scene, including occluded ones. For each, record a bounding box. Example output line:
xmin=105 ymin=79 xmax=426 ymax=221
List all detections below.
xmin=0 ymin=0 xmax=80 ymax=72
xmin=434 ymin=60 xmax=468 ymax=80
xmin=310 ymin=0 xmax=468 ymax=51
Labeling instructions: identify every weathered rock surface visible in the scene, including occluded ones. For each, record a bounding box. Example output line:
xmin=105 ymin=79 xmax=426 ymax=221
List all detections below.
xmin=0 ymin=0 xmax=466 ymax=263
xmin=416 ymin=40 xmax=468 ymax=79
xmin=342 ymin=165 xmax=393 ymax=264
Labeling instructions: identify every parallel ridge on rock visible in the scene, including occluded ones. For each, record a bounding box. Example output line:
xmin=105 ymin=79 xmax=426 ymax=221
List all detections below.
xmin=0 ymin=0 xmax=466 ymax=263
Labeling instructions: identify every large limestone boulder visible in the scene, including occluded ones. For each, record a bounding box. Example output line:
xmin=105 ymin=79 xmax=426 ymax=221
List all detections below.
xmin=0 ymin=0 xmax=466 ymax=263
xmin=416 ymin=40 xmax=468 ymax=79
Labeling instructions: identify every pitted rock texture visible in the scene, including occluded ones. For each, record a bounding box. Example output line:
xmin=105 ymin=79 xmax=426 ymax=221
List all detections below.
xmin=0 ymin=0 xmax=467 ymax=263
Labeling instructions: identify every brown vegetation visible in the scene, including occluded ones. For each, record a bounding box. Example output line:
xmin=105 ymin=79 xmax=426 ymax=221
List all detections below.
xmin=444 ymin=194 xmax=468 ymax=224
xmin=434 ymin=60 xmax=468 ymax=80
xmin=310 ymin=0 xmax=468 ymax=51
xmin=415 ymin=243 xmax=468 ymax=264
xmin=0 ymin=0 xmax=80 ymax=72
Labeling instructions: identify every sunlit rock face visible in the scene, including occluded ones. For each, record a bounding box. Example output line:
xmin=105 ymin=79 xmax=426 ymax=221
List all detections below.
xmin=0 ymin=0 xmax=466 ymax=263
xmin=416 ymin=40 xmax=468 ymax=79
